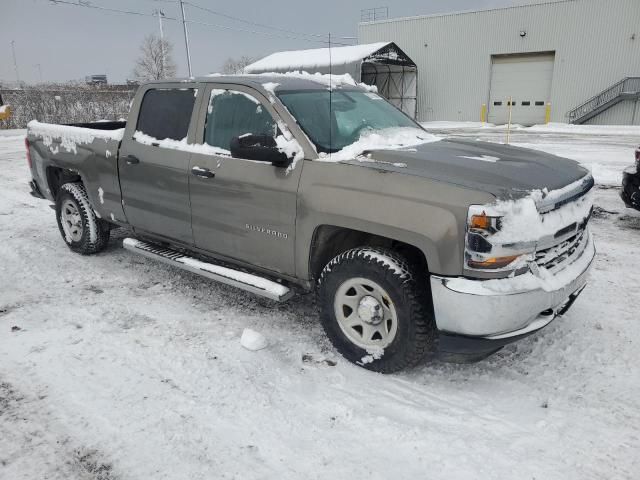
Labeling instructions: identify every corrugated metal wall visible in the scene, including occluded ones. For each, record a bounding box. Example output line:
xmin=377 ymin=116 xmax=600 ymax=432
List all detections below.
xmin=358 ymin=0 xmax=640 ymax=124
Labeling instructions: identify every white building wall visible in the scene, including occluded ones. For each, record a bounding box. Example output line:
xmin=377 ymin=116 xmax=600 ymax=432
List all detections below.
xmin=358 ymin=0 xmax=640 ymax=124
xmin=585 ymin=99 xmax=640 ymax=125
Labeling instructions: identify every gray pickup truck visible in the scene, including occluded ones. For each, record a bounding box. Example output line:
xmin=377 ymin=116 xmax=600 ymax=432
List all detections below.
xmin=26 ymin=74 xmax=595 ymax=372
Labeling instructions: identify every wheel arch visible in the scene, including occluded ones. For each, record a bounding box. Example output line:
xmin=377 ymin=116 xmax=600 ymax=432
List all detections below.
xmin=308 ymin=224 xmax=431 ymax=283
xmin=46 ymin=166 xmax=82 ymax=200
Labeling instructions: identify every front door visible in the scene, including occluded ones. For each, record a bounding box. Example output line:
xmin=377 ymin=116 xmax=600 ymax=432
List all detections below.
xmin=119 ymin=86 xmax=199 ymax=244
xmin=189 ymin=85 xmax=303 ymax=275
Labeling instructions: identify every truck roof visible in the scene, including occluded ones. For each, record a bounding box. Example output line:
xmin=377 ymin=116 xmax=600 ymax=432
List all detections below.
xmin=143 ymin=73 xmax=364 ymax=94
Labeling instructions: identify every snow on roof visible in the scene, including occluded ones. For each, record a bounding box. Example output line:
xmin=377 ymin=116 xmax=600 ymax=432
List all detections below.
xmin=245 ymin=42 xmax=392 ymax=73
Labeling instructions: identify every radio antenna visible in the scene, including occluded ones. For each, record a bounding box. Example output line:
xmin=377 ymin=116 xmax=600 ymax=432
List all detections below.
xmin=328 ymin=32 xmax=332 ymax=160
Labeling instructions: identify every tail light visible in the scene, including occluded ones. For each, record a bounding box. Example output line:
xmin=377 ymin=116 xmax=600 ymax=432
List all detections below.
xmin=25 ymin=137 xmax=32 ymax=169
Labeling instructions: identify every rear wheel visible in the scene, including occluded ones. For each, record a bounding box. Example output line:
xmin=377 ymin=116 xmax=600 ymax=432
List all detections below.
xmin=55 ymin=182 xmax=110 ymax=255
xmin=318 ymin=248 xmax=436 ymax=373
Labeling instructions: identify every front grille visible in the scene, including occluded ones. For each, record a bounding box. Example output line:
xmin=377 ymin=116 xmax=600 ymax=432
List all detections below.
xmin=535 ymin=229 xmax=586 ymax=271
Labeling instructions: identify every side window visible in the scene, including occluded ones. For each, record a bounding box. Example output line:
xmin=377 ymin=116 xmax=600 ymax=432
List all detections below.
xmin=204 ymin=89 xmax=277 ymax=152
xmin=136 ymin=88 xmax=196 ymax=141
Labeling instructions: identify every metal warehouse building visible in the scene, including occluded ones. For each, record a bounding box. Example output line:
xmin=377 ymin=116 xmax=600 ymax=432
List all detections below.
xmin=358 ymin=0 xmax=640 ymax=125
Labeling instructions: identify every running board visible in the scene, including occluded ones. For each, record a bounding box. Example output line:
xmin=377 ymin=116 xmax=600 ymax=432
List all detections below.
xmin=123 ymin=238 xmax=293 ymax=302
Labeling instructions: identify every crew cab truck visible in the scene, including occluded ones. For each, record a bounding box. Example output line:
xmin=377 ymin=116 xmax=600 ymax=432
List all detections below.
xmin=26 ymin=74 xmax=596 ymax=372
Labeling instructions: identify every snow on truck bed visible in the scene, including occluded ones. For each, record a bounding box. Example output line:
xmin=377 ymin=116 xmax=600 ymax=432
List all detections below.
xmin=1 ymin=130 xmax=639 ymax=479
xmin=27 ymin=120 xmax=124 ymax=154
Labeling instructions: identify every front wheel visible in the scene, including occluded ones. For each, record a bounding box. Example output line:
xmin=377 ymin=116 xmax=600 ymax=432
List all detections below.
xmin=318 ymin=248 xmax=436 ymax=373
xmin=56 ymin=182 xmax=110 ymax=255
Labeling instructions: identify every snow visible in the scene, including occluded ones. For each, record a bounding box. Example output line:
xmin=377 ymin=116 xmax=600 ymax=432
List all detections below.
xmin=240 ymin=328 xmax=268 ymax=351
xmin=28 ymin=120 xmax=124 ymax=155
xmin=261 ymin=82 xmax=280 ymax=97
xmin=421 ymin=121 xmax=640 ymax=136
xmin=251 ymin=71 xmax=378 ymax=92
xmin=97 ymin=187 xmax=104 ymax=205
xmin=421 ymin=121 xmax=639 ymax=187
xmin=244 ymin=42 xmax=391 ymax=73
xmin=1 ymin=129 xmax=640 ymax=479
xmin=484 ymin=176 xmax=594 ymax=244
xmin=175 ymin=256 xmax=290 ymax=298
xmin=451 ymin=231 xmax=594 ymax=295
xmin=133 ymin=131 xmax=231 ymax=157
xmin=318 ymin=127 xmax=440 ymax=162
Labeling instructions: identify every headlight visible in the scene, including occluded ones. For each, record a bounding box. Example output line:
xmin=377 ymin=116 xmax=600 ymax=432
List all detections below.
xmin=465 ymin=206 xmax=533 ymax=273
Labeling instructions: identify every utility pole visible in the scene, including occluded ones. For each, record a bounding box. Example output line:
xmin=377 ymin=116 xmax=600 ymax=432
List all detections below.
xmin=154 ymin=9 xmax=166 ymax=77
xmin=179 ymin=0 xmax=193 ymax=77
xmin=10 ymin=40 xmax=20 ymax=85
xmin=35 ymin=63 xmax=43 ymax=83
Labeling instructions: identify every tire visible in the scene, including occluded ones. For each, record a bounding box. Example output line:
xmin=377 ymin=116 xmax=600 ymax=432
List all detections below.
xmin=318 ymin=248 xmax=436 ymax=373
xmin=55 ymin=182 xmax=110 ymax=255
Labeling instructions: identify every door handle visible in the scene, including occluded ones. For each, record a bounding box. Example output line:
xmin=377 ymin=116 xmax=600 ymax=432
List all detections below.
xmin=191 ymin=166 xmax=215 ymax=178
xmin=126 ymin=155 xmax=140 ymax=165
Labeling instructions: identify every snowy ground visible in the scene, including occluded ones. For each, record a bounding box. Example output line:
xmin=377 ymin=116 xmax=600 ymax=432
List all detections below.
xmin=1 ymin=127 xmax=639 ymax=479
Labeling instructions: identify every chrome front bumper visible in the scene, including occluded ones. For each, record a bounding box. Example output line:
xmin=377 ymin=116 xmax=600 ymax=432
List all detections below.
xmin=431 ymin=230 xmax=595 ymax=342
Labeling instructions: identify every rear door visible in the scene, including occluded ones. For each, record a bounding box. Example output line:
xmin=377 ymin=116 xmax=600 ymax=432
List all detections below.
xmin=188 ymin=84 xmax=303 ymax=275
xmin=119 ymin=85 xmax=200 ymax=244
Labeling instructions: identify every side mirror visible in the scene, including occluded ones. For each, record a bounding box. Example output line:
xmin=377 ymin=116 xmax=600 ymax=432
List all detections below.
xmin=230 ymin=134 xmax=291 ymax=167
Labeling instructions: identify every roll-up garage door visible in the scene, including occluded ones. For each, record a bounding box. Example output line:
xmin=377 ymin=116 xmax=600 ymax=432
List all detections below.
xmin=488 ymin=53 xmax=555 ymax=126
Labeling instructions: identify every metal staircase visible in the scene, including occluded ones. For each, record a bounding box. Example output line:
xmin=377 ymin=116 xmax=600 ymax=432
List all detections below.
xmin=567 ymin=77 xmax=640 ymax=124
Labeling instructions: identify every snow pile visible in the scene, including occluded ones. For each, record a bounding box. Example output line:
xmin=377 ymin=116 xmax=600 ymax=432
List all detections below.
xmin=487 ymin=175 xmax=594 ymax=244
xmin=28 ymin=120 xmax=124 ymax=155
xmin=244 ymin=42 xmax=391 ymax=73
xmin=318 ymin=127 xmax=440 ymax=162
xmin=240 ymin=328 xmax=268 ymax=351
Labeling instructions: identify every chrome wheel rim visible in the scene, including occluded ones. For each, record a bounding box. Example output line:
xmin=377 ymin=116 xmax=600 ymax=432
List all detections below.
xmin=334 ymin=277 xmax=398 ymax=349
xmin=60 ymin=199 xmax=83 ymax=242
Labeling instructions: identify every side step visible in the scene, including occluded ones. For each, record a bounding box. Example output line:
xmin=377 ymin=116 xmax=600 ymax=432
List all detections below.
xmin=123 ymin=238 xmax=294 ymax=302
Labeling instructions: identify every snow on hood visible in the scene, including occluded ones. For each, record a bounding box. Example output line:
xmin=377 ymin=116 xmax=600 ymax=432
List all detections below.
xmin=317 ymin=127 xmax=441 ymax=162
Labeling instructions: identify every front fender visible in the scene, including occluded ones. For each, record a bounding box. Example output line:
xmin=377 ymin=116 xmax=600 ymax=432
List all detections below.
xmin=295 ymin=161 xmax=495 ymax=279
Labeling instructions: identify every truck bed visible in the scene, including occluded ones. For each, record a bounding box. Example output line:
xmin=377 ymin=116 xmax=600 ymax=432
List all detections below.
xmin=26 ymin=120 xmax=127 ymax=223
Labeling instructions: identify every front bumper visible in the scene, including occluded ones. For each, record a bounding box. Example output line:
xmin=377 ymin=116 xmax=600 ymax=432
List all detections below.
xmin=621 ymin=166 xmax=640 ymax=211
xmin=431 ymin=230 xmax=595 ymax=355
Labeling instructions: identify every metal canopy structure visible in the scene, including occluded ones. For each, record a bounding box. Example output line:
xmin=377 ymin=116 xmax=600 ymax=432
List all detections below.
xmin=245 ymin=42 xmax=418 ymax=118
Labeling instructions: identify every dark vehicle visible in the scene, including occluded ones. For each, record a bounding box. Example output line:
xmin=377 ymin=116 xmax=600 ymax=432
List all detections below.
xmin=621 ymin=146 xmax=640 ymax=210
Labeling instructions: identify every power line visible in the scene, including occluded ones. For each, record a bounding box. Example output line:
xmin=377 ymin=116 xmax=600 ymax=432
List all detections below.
xmin=185 ymin=18 xmax=353 ymax=46
xmin=183 ymin=1 xmax=356 ymax=41
xmin=47 ymin=0 xmax=177 ymax=19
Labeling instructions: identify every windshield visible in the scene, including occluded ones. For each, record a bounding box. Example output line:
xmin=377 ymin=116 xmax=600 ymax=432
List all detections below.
xmin=277 ymin=90 xmax=422 ymax=153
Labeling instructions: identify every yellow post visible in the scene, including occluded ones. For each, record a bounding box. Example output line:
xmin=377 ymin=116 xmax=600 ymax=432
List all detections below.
xmin=545 ymin=103 xmax=552 ymax=124
xmin=506 ymin=96 xmax=513 ymax=144
xmin=0 ymin=105 xmax=11 ymax=122
xmin=480 ymin=104 xmax=487 ymax=123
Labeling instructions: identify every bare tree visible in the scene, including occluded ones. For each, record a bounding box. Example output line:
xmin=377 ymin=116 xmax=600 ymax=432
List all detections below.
xmin=133 ymin=34 xmax=177 ymax=81
xmin=222 ymin=56 xmax=256 ymax=75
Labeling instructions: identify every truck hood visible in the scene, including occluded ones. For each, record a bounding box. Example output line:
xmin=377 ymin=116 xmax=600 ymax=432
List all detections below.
xmin=344 ymin=138 xmax=591 ymax=201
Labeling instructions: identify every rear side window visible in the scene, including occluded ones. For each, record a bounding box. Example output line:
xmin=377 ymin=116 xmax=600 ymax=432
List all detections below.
xmin=204 ymin=89 xmax=276 ymax=151
xmin=136 ymin=88 xmax=196 ymax=141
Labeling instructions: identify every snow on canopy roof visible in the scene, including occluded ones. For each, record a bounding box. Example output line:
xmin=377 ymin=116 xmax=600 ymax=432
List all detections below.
xmin=244 ymin=42 xmax=393 ymax=73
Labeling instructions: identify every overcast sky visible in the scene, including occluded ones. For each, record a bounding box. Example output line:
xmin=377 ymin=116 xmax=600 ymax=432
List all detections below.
xmin=1 ymin=0 xmax=539 ymax=84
